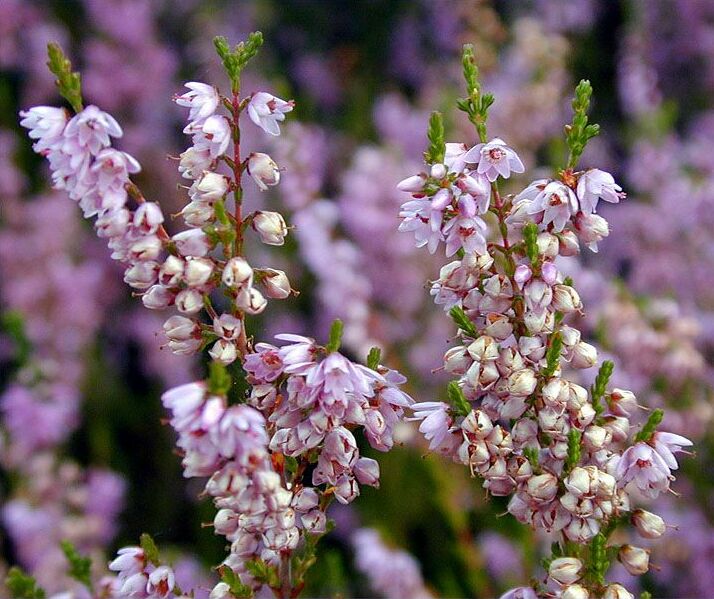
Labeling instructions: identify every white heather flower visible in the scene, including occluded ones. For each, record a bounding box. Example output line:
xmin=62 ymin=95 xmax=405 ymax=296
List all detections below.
xmin=463 ymin=137 xmax=525 ymax=182
xmin=247 ymin=91 xmax=294 ymax=136
xmin=576 ymin=169 xmax=624 ymax=214
xmin=159 ymin=255 xmax=185 ymax=287
xmin=247 ymin=153 xmax=281 ymax=191
xmin=237 ymin=286 xmax=268 ymax=315
xmin=190 ymin=171 xmax=229 ymax=202
xmin=409 ymin=402 xmax=454 ymax=453
xmin=527 ymin=180 xmax=579 ymax=232
xmin=618 ymin=545 xmax=650 ymax=576
xmin=499 ymin=588 xmax=538 ymax=599
xmin=569 ymin=342 xmax=598 ymax=369
xmin=561 ymin=584 xmax=589 ymax=599
xmin=549 ymin=557 xmax=583 ymax=585
xmin=191 ymin=115 xmax=231 ymax=158
xmin=209 ymin=582 xmax=232 ymax=599
xmin=142 ymin=285 xmax=174 ymax=310
xmin=209 ymin=339 xmax=238 ymax=365
xmin=175 ymin=288 xmax=204 ymax=314
xmin=222 ymin=257 xmax=253 ymax=289
xmin=631 ymin=509 xmax=666 ymax=539
xmin=602 ymin=584 xmax=634 ymax=599
xmin=179 ymin=146 xmax=212 ymax=179
xmin=616 ymin=442 xmax=671 ymax=498
xmin=181 ymin=200 xmax=215 ymax=227
xmin=184 ymin=257 xmax=214 ymax=287
xmin=443 ymin=215 xmax=488 ymax=256
xmin=213 ymin=314 xmax=242 ymax=340
xmin=19 ymin=106 xmax=67 ymax=152
xmin=252 ymin=210 xmax=288 ymax=245
xmin=134 ymin=202 xmax=165 ymax=235
xmin=174 ymin=82 xmax=219 ymax=124
xmin=397 ymin=173 xmax=427 ymax=192
xmin=109 ymin=546 xmax=145 ymax=576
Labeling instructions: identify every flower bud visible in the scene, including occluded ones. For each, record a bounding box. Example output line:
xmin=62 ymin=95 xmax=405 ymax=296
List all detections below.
xmin=570 ymin=341 xmax=598 ymax=369
xmin=430 ymin=163 xmax=447 ymax=179
xmin=443 ymin=346 xmax=472 ymax=375
xmin=608 ymin=388 xmax=638 ymax=417
xmin=549 ymin=557 xmax=583 ymax=585
xmin=163 ymin=315 xmax=199 ymax=341
xmin=222 ymin=257 xmax=253 ymax=289
xmin=485 ymin=313 xmax=513 ymax=340
xmin=209 ymin=339 xmax=238 ymax=365
xmin=301 ymin=509 xmax=327 ymax=533
xmin=96 ymin=208 xmax=130 ymax=238
xmin=142 ymin=285 xmax=174 ymax=309
xmin=561 ymin=584 xmax=589 ymax=599
xmin=124 ymin=261 xmax=159 ymax=289
xmin=508 ymin=369 xmax=537 ymax=396
xmin=247 ymin=152 xmax=280 ymax=190
xmin=602 ymin=584 xmax=633 ymax=599
xmin=583 ymin=425 xmax=608 ymax=451
xmin=175 ymin=288 xmax=203 ymax=314
xmin=260 ymin=268 xmax=292 ymax=299
xmin=134 ymin=202 xmax=164 ymax=235
xmin=631 ymin=509 xmax=665 ymax=539
xmin=159 ymin=255 xmax=184 ymax=286
xmin=462 ymin=409 xmax=493 ymax=437
xmin=552 ymin=284 xmax=582 ymax=313
xmin=173 ymin=229 xmax=210 ymax=257
xmin=213 ymin=314 xmax=242 ymax=340
xmin=181 ymin=200 xmax=215 ymax=227
xmin=526 ymin=472 xmax=558 ymax=503
xmin=560 ymin=325 xmax=581 ymax=347
xmin=184 ymin=257 xmax=214 ymax=287
xmin=537 ymin=232 xmax=559 ymax=258
xmin=565 ymin=466 xmax=597 ymax=497
xmin=354 ymin=457 xmax=380 ymax=486
xmin=467 ymin=336 xmax=499 ymax=361
xmin=128 ymin=235 xmax=162 ymax=261
xmin=252 ymin=210 xmax=288 ymax=246
xmin=558 ymin=230 xmax=581 ymax=256
xmin=514 ymin=264 xmax=532 ymax=287
xmin=397 ymin=173 xmax=427 ymax=192
xmin=237 ymin=286 xmax=267 ymax=315
xmin=292 ymin=487 xmax=319 ymax=512
xmin=524 ymin=308 xmax=548 ymax=333
xmin=190 ymin=171 xmax=229 ymax=201
xmin=209 ymin=582 xmax=232 ymax=599
xmin=618 ymin=545 xmax=649 ymax=575
xmin=575 ymin=211 xmax=609 ymax=251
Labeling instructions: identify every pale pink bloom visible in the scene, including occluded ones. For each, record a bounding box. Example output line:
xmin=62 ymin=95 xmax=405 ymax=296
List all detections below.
xmin=463 ymin=137 xmax=525 ymax=182
xmin=178 ymin=146 xmax=213 ymax=179
xmin=146 ymin=565 xmax=175 ymax=597
xmin=189 ymin=115 xmax=231 ymax=158
xmin=443 ymin=215 xmax=488 ymax=256
xmin=262 ymin=269 xmax=292 ymax=299
xmin=410 ymin=402 xmax=455 ymax=453
xmin=398 ymin=198 xmax=444 ymax=254
xmin=574 ymin=211 xmax=609 ymax=252
xmin=397 ymin=173 xmax=427 ymax=192
xmin=615 ymin=442 xmax=672 ymax=498
xmin=458 ymin=173 xmax=491 ymax=213
xmin=108 ymin=546 xmax=145 ymax=576
xmin=444 ymin=142 xmax=470 ymax=173
xmin=19 ymin=106 xmax=67 ymax=152
xmin=354 ymin=457 xmax=380 ymax=486
xmin=276 ymin=334 xmax=317 ymax=373
xmin=120 ymin=572 xmax=149 ymax=596
xmin=304 ymin=352 xmax=372 ymax=417
xmin=247 ymin=152 xmax=281 ymax=190
xmin=174 ymin=81 xmax=219 ymax=124
xmin=63 ymin=105 xmax=122 ymax=155
xmin=247 ymin=92 xmax=294 ymax=136
xmin=499 ymin=587 xmax=538 ymax=599
xmin=172 ymin=229 xmax=210 ymax=257
xmin=161 ymin=382 xmax=206 ymax=432
xmin=526 ymin=180 xmax=578 ymax=232
xmin=189 ymin=171 xmax=229 ymax=202
xmin=134 ymin=202 xmax=164 ymax=235
xmin=244 ymin=343 xmax=284 ymax=383
xmin=576 ymin=169 xmax=624 ymax=214
xmin=651 ymin=431 xmax=692 ymax=470
xmin=252 ymin=210 xmax=288 ymax=245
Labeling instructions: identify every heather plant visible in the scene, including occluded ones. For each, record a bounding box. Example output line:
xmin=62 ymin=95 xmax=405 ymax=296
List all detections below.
xmin=16 ymin=35 xmax=413 ymax=598
xmin=399 ymin=46 xmax=692 ymax=599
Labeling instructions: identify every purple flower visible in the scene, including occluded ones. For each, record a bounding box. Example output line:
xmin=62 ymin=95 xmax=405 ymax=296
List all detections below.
xmin=576 ymin=168 xmax=624 ymax=214
xmin=463 ymin=137 xmax=525 ymax=182
xmin=615 ymin=442 xmax=672 ymax=499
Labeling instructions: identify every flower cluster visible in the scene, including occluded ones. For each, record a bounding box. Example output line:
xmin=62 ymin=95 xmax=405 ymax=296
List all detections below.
xmin=19 ymin=37 xmax=413 ymax=598
xmin=400 ymin=68 xmax=691 ymax=597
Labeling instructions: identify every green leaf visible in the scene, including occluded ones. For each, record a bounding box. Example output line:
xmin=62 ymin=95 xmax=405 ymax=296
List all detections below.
xmin=634 ymin=408 xmax=664 ymax=443
xmin=245 ymin=559 xmax=279 ymax=588
xmin=587 ymin=533 xmax=609 ymax=585
xmin=140 ymin=533 xmax=161 ymax=567
xmin=590 ymin=360 xmax=614 ymax=416
xmin=220 ymin=566 xmax=254 ymax=598
xmin=564 ymin=430 xmax=582 ymax=473
xmin=208 ymin=360 xmax=233 ymax=396
xmin=565 ymin=79 xmax=599 ymax=169
xmin=424 ymin=111 xmax=445 ymax=164
xmin=367 ymin=346 xmax=381 ymax=370
xmin=541 ymin=332 xmax=563 ymax=379
xmin=523 ymin=446 xmax=540 ymax=471
xmin=46 ymin=42 xmax=83 ymax=113
xmin=326 ymin=319 xmax=343 ymax=353
xmin=6 ymin=567 xmax=46 ymax=598
xmin=60 ymin=541 xmax=93 ymax=590
xmin=448 ymin=306 xmax=478 ymax=337
xmin=523 ymin=222 xmax=539 ymax=265
xmin=213 ymin=32 xmax=264 ymax=93
xmin=1 ymin=310 xmax=32 ymax=366
xmin=447 ymin=381 xmax=472 ymax=417
xmin=461 ymin=44 xmax=480 ymax=97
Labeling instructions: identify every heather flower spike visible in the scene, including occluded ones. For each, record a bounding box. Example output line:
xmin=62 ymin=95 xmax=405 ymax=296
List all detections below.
xmin=20 ymin=34 xmax=414 ymax=599
xmin=398 ymin=44 xmax=690 ymax=599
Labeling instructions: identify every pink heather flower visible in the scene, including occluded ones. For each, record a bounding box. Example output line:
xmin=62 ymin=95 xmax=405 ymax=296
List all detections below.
xmin=91 ymin=147 xmax=140 ymax=190
xmin=213 ymin=405 xmax=268 ymax=461
xmin=458 ymin=173 xmax=491 ymax=213
xmin=244 ymin=343 xmax=284 ymax=383
xmin=398 ymin=198 xmax=444 ymax=254
xmin=189 ymin=171 xmax=229 ymax=202
xmin=444 ymin=142 xmax=470 ymax=173
xmin=108 ymin=546 xmax=145 ymax=576
xmin=179 ymin=146 xmax=212 ymax=179
xmin=443 ymin=215 xmax=488 ymax=256
xmin=252 ymin=211 xmax=288 ymax=245
xmin=463 ymin=137 xmax=525 ymax=182
xmin=396 ymin=173 xmax=427 ymax=192
xmin=189 ymin=115 xmax=231 ymax=158
xmin=160 ymin=382 xmax=206 ymax=432
xmin=146 ymin=565 xmax=175 ymax=597
xmin=247 ymin=92 xmax=294 ymax=136
xmin=63 ymin=105 xmax=123 ymax=155
xmin=174 ymin=82 xmax=219 ymax=124
xmin=304 ymin=352 xmax=373 ymax=417
xmin=19 ymin=106 xmax=67 ymax=152
xmin=276 ymin=334 xmax=317 ymax=373
xmin=172 ymin=229 xmax=210 ymax=257
xmin=526 ymin=180 xmax=579 ymax=232
xmin=650 ymin=431 xmax=693 ymax=470
xmin=615 ymin=442 xmax=672 ymax=499
xmin=576 ymin=169 xmax=624 ymax=214
xmin=409 ymin=401 xmax=454 ymax=453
